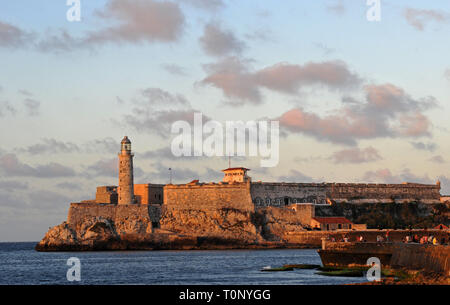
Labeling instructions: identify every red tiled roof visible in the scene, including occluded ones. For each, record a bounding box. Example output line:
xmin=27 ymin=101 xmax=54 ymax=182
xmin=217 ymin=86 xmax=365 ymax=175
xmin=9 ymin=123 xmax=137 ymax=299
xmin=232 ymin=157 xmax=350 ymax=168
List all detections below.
xmin=222 ymin=167 xmax=250 ymax=171
xmin=434 ymin=224 xmax=449 ymax=230
xmin=312 ymin=217 xmax=352 ymax=224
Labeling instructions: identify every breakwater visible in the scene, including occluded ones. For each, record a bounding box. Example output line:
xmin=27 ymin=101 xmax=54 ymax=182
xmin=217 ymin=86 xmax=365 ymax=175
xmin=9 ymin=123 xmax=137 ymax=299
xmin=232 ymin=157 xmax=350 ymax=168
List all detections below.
xmin=318 ymin=240 xmax=450 ymax=278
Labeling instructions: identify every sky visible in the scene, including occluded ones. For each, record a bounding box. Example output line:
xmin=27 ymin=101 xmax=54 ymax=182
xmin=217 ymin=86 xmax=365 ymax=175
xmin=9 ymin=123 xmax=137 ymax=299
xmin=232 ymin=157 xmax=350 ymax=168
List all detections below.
xmin=0 ymin=0 xmax=450 ymax=241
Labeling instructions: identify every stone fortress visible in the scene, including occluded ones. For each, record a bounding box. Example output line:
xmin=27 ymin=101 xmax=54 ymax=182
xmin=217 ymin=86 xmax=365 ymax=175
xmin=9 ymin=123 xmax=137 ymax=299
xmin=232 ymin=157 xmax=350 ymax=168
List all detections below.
xmin=97 ymin=136 xmax=442 ymax=208
xmin=36 ymin=137 xmax=448 ymax=251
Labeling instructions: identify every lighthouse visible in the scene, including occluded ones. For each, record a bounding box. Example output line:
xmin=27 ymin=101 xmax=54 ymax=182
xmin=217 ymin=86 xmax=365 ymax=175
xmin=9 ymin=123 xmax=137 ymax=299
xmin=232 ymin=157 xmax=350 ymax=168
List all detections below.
xmin=118 ymin=136 xmax=135 ymax=205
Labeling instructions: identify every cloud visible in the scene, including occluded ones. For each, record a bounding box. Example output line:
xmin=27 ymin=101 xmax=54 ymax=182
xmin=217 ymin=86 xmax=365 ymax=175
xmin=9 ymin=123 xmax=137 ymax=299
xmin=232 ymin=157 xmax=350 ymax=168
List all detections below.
xmin=445 ymin=69 xmax=450 ymax=81
xmin=404 ymin=8 xmax=449 ymax=31
xmin=85 ymin=0 xmax=185 ymax=45
xmin=36 ymin=29 xmax=79 ymax=53
xmin=86 ymin=158 xmax=118 ymax=178
xmin=199 ymin=22 xmax=245 ymax=57
xmin=162 ymin=63 xmax=188 ymax=76
xmin=180 ymin=0 xmax=224 ymax=11
xmin=0 ymin=21 xmax=33 ymax=48
xmin=0 ymin=100 xmax=17 ymax=117
xmin=141 ymin=162 xmax=218 ymax=184
xmin=0 ymin=154 xmax=76 ymax=178
xmin=16 ymin=138 xmax=81 ymax=155
xmin=56 ymin=182 xmax=83 ymax=190
xmin=314 ymin=42 xmax=335 ymax=56
xmin=139 ymin=147 xmax=181 ymax=160
xmin=0 ymin=180 xmax=28 ymax=190
xmin=362 ymin=168 xmax=433 ymax=185
xmin=326 ymin=0 xmax=345 ymax=16
xmin=18 ymin=89 xmax=32 ymax=96
xmin=276 ymin=169 xmax=314 ymax=183
xmin=16 ymin=137 xmax=122 ymax=155
xmin=35 ymin=0 xmax=186 ymax=52
xmin=331 ymin=146 xmax=382 ymax=164
xmin=125 ymin=109 xmax=203 ymax=137
xmin=429 ymin=155 xmax=445 ymax=164
xmin=23 ymin=98 xmax=40 ymax=116
xmin=140 ymin=87 xmax=189 ymax=106
xmin=85 ymin=158 xmax=144 ymax=178
xmin=201 ymin=58 xmax=360 ymax=105
xmin=122 ymin=88 xmax=207 ymax=137
xmin=278 ymin=83 xmax=436 ymax=145
xmin=84 ymin=137 xmax=119 ymax=154
xmin=410 ymin=141 xmax=437 ymax=152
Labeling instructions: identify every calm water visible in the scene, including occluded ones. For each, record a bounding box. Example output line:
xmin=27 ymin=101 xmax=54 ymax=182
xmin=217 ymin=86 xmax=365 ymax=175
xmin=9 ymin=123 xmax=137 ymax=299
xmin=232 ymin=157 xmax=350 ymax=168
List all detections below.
xmin=0 ymin=242 xmax=368 ymax=285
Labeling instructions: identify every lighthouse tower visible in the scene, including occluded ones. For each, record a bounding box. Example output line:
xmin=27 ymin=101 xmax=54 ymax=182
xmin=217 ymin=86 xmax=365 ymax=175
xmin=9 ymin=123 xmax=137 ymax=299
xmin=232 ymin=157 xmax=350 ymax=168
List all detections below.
xmin=118 ymin=136 xmax=135 ymax=205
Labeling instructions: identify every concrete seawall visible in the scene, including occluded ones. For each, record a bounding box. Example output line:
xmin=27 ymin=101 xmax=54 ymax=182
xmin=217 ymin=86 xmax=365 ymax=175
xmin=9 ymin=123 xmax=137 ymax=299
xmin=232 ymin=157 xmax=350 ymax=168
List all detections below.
xmin=284 ymin=229 xmax=449 ymax=247
xmin=391 ymin=244 xmax=450 ymax=276
xmin=318 ymin=241 xmax=450 ymax=277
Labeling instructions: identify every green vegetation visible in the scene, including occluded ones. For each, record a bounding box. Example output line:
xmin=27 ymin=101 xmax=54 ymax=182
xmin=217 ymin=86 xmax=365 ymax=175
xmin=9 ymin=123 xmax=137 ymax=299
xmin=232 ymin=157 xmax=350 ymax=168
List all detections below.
xmin=283 ymin=264 xmax=321 ymax=269
xmin=260 ymin=266 xmax=294 ymax=272
xmin=317 ymin=202 xmax=449 ymax=229
xmin=316 ymin=269 xmax=364 ymax=277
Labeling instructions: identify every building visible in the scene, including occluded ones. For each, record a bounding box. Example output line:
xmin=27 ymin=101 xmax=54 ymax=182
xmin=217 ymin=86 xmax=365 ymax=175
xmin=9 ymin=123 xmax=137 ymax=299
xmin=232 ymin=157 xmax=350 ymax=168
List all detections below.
xmin=134 ymin=183 xmax=164 ymax=205
xmin=222 ymin=167 xmax=251 ymax=183
xmin=311 ymin=217 xmax=353 ymax=231
xmin=92 ymin=137 xmax=443 ymax=210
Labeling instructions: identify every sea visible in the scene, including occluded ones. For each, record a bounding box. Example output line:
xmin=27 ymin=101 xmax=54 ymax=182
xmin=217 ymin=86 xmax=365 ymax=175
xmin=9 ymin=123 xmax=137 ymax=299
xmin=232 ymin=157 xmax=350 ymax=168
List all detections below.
xmin=0 ymin=242 xmax=368 ymax=285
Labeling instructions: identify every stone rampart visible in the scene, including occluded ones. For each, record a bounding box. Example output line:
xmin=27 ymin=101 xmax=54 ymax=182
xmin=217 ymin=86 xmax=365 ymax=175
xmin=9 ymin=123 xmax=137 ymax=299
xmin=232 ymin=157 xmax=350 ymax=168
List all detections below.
xmin=164 ymin=182 xmax=254 ymax=212
xmin=326 ymin=182 xmax=441 ymax=201
xmin=249 ymin=181 xmax=441 ymax=207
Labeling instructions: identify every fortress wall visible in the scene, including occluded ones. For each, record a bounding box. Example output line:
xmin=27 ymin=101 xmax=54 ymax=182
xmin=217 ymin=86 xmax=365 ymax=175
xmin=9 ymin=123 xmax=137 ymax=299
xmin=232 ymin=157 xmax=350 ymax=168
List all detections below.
xmin=251 ymin=183 xmax=327 ymax=207
xmin=163 ymin=182 xmax=254 ymax=212
xmin=326 ymin=183 xmax=441 ymax=201
xmin=68 ymin=202 xmax=154 ymax=232
xmin=160 ymin=182 xmax=257 ymax=239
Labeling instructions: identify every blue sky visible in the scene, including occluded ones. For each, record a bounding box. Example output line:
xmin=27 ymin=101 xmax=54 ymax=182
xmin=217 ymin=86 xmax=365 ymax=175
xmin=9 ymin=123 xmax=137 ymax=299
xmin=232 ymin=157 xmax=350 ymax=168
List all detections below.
xmin=0 ymin=0 xmax=450 ymax=241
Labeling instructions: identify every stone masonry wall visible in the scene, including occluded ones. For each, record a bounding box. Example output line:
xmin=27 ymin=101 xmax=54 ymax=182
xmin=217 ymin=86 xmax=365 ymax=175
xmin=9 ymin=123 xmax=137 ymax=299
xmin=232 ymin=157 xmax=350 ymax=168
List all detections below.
xmin=250 ymin=182 xmax=441 ymax=207
xmin=251 ymin=183 xmax=327 ymax=206
xmin=325 ymin=183 xmax=441 ymax=202
xmin=164 ymin=182 xmax=254 ymax=212
xmin=159 ymin=182 xmax=258 ymax=241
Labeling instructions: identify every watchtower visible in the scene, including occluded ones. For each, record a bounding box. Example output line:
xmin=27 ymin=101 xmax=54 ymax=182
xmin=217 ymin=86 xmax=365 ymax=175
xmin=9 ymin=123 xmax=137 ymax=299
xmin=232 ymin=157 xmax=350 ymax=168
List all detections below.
xmin=222 ymin=167 xmax=251 ymax=183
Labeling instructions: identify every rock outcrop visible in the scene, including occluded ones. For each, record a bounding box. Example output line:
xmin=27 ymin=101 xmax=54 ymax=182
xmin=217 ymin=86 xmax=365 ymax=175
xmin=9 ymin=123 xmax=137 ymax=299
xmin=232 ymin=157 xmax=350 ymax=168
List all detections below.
xmin=36 ymin=202 xmax=315 ymax=251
